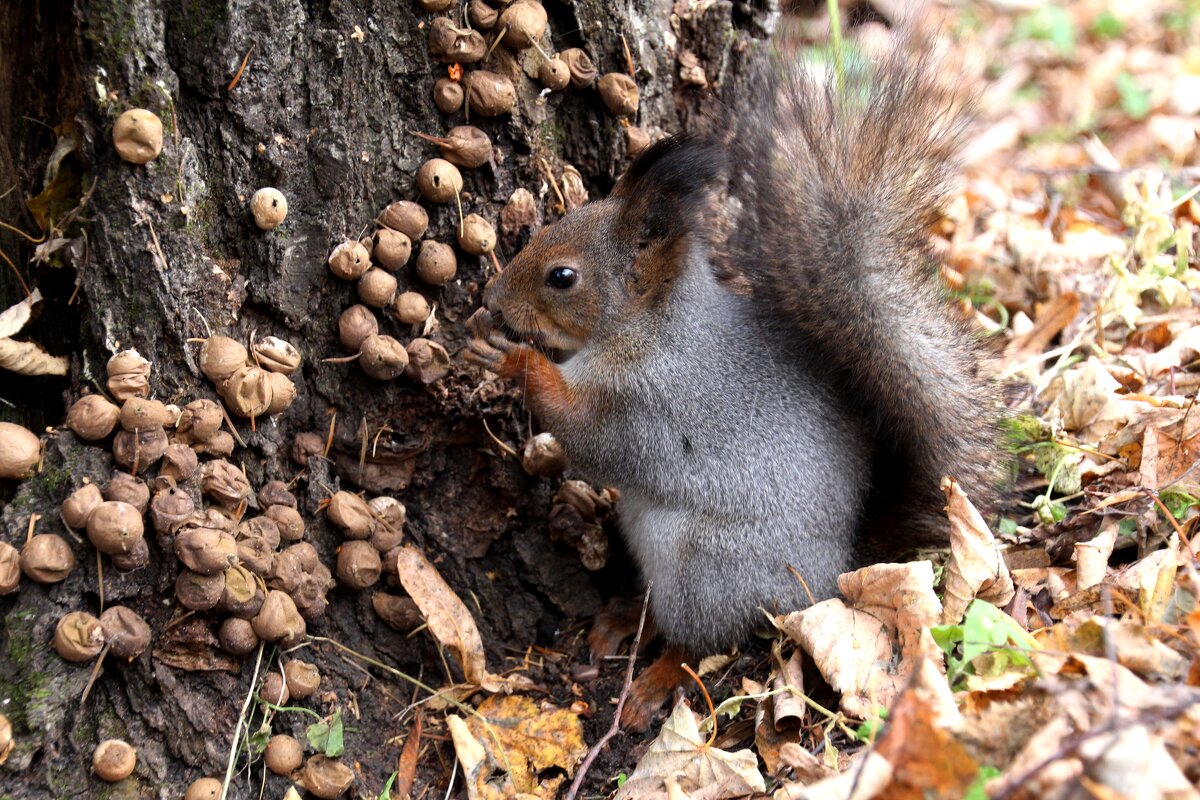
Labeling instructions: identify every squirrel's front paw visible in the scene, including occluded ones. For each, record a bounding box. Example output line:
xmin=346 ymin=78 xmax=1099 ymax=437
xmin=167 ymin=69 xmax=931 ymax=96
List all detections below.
xmin=465 ymin=308 xmax=521 ymax=374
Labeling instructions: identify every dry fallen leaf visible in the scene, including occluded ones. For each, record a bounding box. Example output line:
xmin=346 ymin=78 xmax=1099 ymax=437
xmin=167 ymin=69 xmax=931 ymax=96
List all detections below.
xmin=0 ymin=289 xmax=68 ymax=376
xmin=395 ymin=544 xmax=488 ymax=684
xmin=1078 ymin=725 xmax=1198 ymax=799
xmin=1140 ymin=424 xmax=1200 ymax=495
xmin=870 ymin=665 xmax=978 ymax=800
xmin=774 ymin=751 xmax=892 ymax=800
xmin=615 ymin=702 xmax=766 ymax=800
xmin=1048 ymin=357 xmax=1129 ymax=436
xmin=463 ymin=695 xmax=587 ymax=796
xmin=395 ymin=545 xmax=531 ymax=692
xmin=448 ymin=714 xmax=506 ymax=800
xmin=941 ymin=477 xmax=1015 ymax=624
xmin=781 ymin=562 xmax=943 ymax=718
xmin=1074 ymin=521 xmax=1118 ymax=590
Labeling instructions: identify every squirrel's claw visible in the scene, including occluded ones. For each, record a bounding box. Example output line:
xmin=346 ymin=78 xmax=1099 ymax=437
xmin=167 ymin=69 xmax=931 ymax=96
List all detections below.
xmin=466 ymin=307 xmax=525 ymax=373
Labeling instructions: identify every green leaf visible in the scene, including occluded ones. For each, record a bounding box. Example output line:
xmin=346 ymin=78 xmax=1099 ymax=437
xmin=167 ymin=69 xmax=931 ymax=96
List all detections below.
xmin=307 ymin=710 xmax=345 ymax=758
xmin=1115 ymin=72 xmax=1151 ymax=120
xmin=615 ymin=773 xmax=628 ymax=788
xmin=378 ymin=771 xmax=398 ymax=800
xmin=930 ymin=624 xmax=963 ymax=657
xmin=1160 ymin=489 xmax=1199 ymax=520
xmin=1013 ymin=6 xmax=1077 ymax=58
xmin=853 ymin=709 xmax=887 ymax=743
xmin=246 ymin=721 xmax=271 ymax=757
xmin=1090 ymin=10 xmax=1124 ymax=39
xmin=964 ymin=766 xmax=1002 ymax=800
xmin=961 ymin=601 xmax=1038 ymax=666
xmin=998 ymin=517 xmax=1019 ymax=536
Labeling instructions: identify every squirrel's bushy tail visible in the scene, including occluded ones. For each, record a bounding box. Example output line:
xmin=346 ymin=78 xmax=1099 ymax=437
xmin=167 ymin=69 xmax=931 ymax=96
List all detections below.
xmin=727 ymin=46 xmax=997 ymax=541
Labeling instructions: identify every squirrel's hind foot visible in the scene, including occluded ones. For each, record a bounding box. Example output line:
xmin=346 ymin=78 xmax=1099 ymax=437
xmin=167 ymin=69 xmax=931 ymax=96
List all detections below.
xmin=587 ymin=598 xmax=693 ymax=732
xmin=588 ymin=596 xmax=657 ymax=660
xmin=620 ymin=645 xmax=691 ymax=732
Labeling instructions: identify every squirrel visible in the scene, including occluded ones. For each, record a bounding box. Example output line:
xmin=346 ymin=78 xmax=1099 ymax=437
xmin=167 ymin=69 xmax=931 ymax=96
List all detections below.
xmin=467 ymin=43 xmax=998 ymax=728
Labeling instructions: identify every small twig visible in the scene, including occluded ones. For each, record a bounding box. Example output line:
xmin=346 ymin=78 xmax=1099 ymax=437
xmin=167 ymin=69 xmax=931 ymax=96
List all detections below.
xmin=488 ymin=250 xmax=503 ymax=273
xmin=214 ymin=397 xmax=247 ymax=449
xmin=324 ymin=411 xmax=337 ymax=458
xmin=565 ymin=587 xmax=651 ymax=800
xmin=0 ymin=219 xmax=46 ymax=243
xmin=485 ymin=25 xmax=508 ymax=59
xmin=481 ymin=419 xmax=519 ymax=459
xmin=1144 ymin=490 xmax=1194 ymax=552
xmin=681 ymin=662 xmax=716 ymax=747
xmin=537 ymin=158 xmax=566 ymax=216
xmin=322 ymin=353 xmax=362 ymax=364
xmin=785 ymin=564 xmax=816 ymax=607
xmin=79 ymin=642 xmax=111 ymax=707
xmin=0 ymin=247 xmax=31 ymax=297
xmin=137 ymin=212 xmax=170 ymax=273
xmin=620 ymin=34 xmax=635 ymax=78
xmin=97 ymin=550 xmax=105 ymax=612
xmin=227 ymin=44 xmax=256 ymax=92
xmin=221 ymin=642 xmax=265 ymax=800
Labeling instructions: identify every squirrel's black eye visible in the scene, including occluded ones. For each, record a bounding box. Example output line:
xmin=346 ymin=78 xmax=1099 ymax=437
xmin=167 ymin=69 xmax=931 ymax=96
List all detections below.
xmin=545 ymin=266 xmax=578 ymax=290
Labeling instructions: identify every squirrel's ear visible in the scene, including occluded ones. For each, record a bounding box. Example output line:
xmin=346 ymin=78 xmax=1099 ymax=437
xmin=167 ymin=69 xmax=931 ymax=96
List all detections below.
xmin=612 ymin=134 xmax=726 ymax=245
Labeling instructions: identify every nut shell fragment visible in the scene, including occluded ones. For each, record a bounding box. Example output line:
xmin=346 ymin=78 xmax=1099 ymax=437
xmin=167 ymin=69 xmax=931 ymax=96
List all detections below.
xmin=200 ymin=336 xmax=249 ymax=382
xmin=106 ymin=350 xmax=151 ymax=402
xmin=328 ymin=239 xmax=371 ymax=280
xmin=394 ymin=292 xmax=430 ymax=325
xmin=303 ymin=754 xmax=354 ymax=799
xmin=0 ymin=542 xmax=20 ymax=595
xmin=598 ymin=72 xmax=639 ymax=116
xmin=338 ymin=305 xmax=379 ymax=352
xmin=432 ymin=78 xmax=464 ymax=114
xmin=54 ymin=611 xmax=104 ymax=662
xmin=378 ymin=201 xmax=429 ymax=241
xmin=405 ymin=338 xmax=451 ymax=384
xmin=416 ymin=158 xmax=463 ymax=204
xmin=252 ymin=336 xmax=302 ymax=374
xmin=63 ymin=483 xmax=104 ymax=529
xmin=99 ymin=606 xmax=151 ymax=659
xmin=464 ymin=71 xmax=516 ymax=116
xmin=87 ymin=500 xmax=146 ymax=555
xmin=560 ymin=48 xmax=597 ymax=88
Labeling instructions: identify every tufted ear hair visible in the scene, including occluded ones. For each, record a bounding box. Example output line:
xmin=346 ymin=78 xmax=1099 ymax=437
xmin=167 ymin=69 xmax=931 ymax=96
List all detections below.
xmin=611 ymin=133 xmax=727 ymax=246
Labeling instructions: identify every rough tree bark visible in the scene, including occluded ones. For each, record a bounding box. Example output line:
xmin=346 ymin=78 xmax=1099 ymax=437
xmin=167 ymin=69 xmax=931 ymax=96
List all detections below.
xmin=0 ymin=0 xmax=773 ymax=796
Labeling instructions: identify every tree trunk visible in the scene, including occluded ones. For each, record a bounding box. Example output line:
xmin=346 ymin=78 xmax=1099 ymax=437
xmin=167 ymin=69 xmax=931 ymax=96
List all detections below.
xmin=0 ymin=0 xmax=773 ymax=796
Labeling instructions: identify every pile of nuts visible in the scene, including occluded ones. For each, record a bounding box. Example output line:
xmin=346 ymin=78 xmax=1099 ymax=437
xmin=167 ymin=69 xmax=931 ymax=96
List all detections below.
xmin=326 ymin=198 xmax=453 ymax=383
xmin=421 ymin=0 xmax=639 ymax=122
xmin=548 ymin=480 xmax=616 ymax=571
xmin=325 ymin=491 xmax=406 ymax=592
xmin=197 ymin=335 xmax=301 ymax=421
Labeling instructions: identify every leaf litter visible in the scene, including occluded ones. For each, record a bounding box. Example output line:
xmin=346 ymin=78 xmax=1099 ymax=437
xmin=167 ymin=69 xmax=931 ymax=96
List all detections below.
xmin=537 ymin=1 xmax=1200 ymax=797
xmin=247 ymin=2 xmax=1200 ymax=796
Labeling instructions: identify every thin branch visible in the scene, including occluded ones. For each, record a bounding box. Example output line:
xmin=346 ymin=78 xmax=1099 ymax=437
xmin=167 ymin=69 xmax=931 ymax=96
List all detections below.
xmin=565 ymin=587 xmax=651 ymax=800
